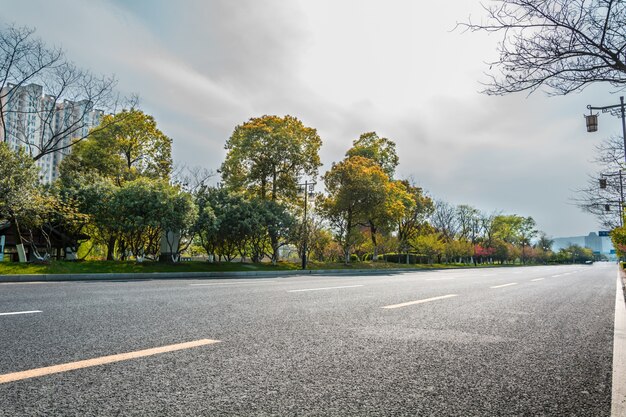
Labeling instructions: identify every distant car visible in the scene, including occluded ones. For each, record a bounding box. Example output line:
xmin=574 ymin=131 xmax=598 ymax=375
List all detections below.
xmin=584 ymin=260 xmax=593 ymax=264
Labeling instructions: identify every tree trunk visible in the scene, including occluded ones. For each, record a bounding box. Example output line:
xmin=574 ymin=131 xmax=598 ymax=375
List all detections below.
xmin=106 ymin=236 xmax=116 ymax=261
xmin=369 ymin=221 xmax=378 ymax=260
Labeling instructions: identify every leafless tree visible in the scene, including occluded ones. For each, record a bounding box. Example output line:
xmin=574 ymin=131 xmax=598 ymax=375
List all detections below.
xmin=430 ymin=200 xmax=459 ymax=241
xmin=0 ymin=25 xmax=130 ymax=161
xmin=172 ymin=164 xmax=217 ymax=193
xmin=572 ymin=134 xmax=624 ymax=229
xmin=457 ymin=0 xmax=626 ymax=95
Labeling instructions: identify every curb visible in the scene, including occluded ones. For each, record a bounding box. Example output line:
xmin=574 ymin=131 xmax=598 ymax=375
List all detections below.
xmin=613 ymin=267 xmax=626 ymax=417
xmin=0 ymin=267 xmax=430 ymax=283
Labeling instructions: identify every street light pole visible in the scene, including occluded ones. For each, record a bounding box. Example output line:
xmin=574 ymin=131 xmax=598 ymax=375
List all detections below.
xmin=586 ymin=96 xmax=626 ymax=227
xmin=298 ymin=180 xmax=316 ymax=270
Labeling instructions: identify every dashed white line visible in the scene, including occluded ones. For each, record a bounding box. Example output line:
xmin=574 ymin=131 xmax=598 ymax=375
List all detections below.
xmin=382 ymin=294 xmax=458 ymax=309
xmin=0 ymin=310 xmax=42 ymax=316
xmin=490 ymin=283 xmax=518 ymax=289
xmin=190 ymin=280 xmax=276 ymax=287
xmin=531 ymin=278 xmax=544 ymax=282
xmin=552 ymin=274 xmax=563 ymax=277
xmin=288 ymin=285 xmax=364 ymax=293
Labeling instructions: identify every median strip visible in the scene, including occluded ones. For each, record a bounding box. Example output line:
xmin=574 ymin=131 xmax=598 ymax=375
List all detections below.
xmin=0 ymin=310 xmax=42 ymax=316
xmin=490 ymin=283 xmax=518 ymax=289
xmin=288 ymin=285 xmax=364 ymax=293
xmin=382 ymin=294 xmax=458 ymax=309
xmin=0 ymin=338 xmax=220 ymax=384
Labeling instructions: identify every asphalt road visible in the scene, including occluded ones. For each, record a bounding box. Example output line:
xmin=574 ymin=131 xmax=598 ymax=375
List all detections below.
xmin=0 ymin=263 xmax=617 ymax=416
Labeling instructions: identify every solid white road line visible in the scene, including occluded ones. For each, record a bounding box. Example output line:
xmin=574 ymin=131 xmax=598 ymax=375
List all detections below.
xmin=531 ymin=278 xmax=544 ymax=282
xmin=490 ymin=283 xmax=518 ymax=289
xmin=0 ymin=338 xmax=220 ymax=384
xmin=0 ymin=310 xmax=42 ymax=316
xmin=382 ymin=294 xmax=458 ymax=309
xmin=288 ymin=285 xmax=364 ymax=293
xmin=612 ymin=271 xmax=626 ymax=416
xmin=190 ymin=280 xmax=276 ymax=287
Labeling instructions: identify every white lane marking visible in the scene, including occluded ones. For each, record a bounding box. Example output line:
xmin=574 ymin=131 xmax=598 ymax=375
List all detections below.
xmin=552 ymin=274 xmax=563 ymax=277
xmin=612 ymin=270 xmax=626 ymax=416
xmin=0 ymin=310 xmax=42 ymax=316
xmin=190 ymin=280 xmax=276 ymax=287
xmin=531 ymin=278 xmax=544 ymax=282
xmin=481 ymin=273 xmax=497 ymax=277
xmin=490 ymin=283 xmax=518 ymax=289
xmin=426 ymin=277 xmax=456 ymax=281
xmin=288 ymin=285 xmax=364 ymax=293
xmin=382 ymin=294 xmax=458 ymax=309
xmin=0 ymin=338 xmax=220 ymax=384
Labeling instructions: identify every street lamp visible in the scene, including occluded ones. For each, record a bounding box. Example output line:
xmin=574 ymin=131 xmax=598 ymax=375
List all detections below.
xmin=585 ymin=96 xmax=626 ymax=163
xmin=586 ymin=96 xmax=626 ymax=227
xmin=297 ymin=180 xmax=316 ymax=270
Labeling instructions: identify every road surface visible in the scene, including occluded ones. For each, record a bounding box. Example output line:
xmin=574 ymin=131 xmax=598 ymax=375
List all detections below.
xmin=0 ymin=263 xmax=618 ymax=416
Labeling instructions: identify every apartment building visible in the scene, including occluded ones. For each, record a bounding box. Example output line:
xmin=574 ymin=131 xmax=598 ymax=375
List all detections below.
xmin=0 ymin=83 xmax=103 ymax=183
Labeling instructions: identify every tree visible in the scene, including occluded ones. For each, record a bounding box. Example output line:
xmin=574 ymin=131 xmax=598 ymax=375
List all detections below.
xmin=410 ymin=232 xmax=446 ymax=264
xmin=345 ymin=132 xmax=399 ymax=178
xmin=221 ymin=115 xmax=322 ymax=202
xmin=0 ymin=142 xmax=40 ymax=248
xmin=319 ymin=156 xmax=391 ymax=264
xmin=430 ymin=200 xmax=459 ymax=242
xmin=518 ymin=216 xmax=538 ymax=264
xmin=60 ymin=109 xmax=172 ymax=184
xmin=445 ymin=239 xmax=473 ymax=263
xmin=573 ymin=134 xmax=624 ymax=229
xmin=459 ymin=0 xmax=626 ymax=95
xmin=0 ymin=25 xmax=122 ymax=160
xmin=396 ymin=180 xmax=434 ymax=257
xmin=344 ymin=134 xmax=410 ymax=259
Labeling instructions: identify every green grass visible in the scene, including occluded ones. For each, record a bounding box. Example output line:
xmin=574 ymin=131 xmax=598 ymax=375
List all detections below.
xmin=0 ymin=259 xmax=517 ymax=275
xmin=0 ymin=260 xmax=300 ymax=275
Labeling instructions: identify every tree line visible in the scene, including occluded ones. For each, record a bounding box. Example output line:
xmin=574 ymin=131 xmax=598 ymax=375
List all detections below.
xmin=2 ymin=15 xmax=615 ymax=265
xmin=2 ymin=110 xmax=587 ymax=265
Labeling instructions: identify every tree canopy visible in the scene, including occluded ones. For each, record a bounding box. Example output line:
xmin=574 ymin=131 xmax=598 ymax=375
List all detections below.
xmin=60 ymin=109 xmax=172 ymax=184
xmin=221 ymin=115 xmax=322 ymax=202
xmin=459 ymin=0 xmax=626 ymax=95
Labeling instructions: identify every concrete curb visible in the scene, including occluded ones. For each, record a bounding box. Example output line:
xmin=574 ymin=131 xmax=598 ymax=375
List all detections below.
xmin=613 ymin=267 xmax=626 ymax=417
xmin=0 ymin=267 xmax=433 ymax=283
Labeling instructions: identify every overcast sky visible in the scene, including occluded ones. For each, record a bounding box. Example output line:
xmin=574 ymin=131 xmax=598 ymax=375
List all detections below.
xmin=2 ymin=0 xmax=622 ymax=237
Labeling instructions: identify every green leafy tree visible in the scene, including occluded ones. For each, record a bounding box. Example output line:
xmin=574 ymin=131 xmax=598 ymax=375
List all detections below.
xmin=396 ymin=181 xmax=434 ymax=255
xmin=0 ymin=142 xmax=41 ymax=250
xmin=344 ymin=134 xmax=410 ymax=260
xmin=319 ymin=156 xmax=391 ymax=264
xmin=345 ymin=132 xmax=399 ymax=178
xmin=221 ymin=115 xmax=322 ymax=202
xmin=60 ymin=109 xmax=172 ymax=184
xmin=410 ymin=232 xmax=446 ymax=263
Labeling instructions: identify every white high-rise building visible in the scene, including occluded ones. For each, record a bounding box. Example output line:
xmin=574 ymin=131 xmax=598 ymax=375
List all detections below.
xmin=0 ymin=83 xmax=103 ymax=183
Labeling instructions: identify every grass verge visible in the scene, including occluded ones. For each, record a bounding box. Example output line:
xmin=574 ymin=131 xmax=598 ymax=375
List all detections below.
xmin=0 ymin=259 xmax=506 ymax=275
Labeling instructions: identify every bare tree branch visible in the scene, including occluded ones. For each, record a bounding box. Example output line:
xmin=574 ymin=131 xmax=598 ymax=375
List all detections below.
xmin=457 ymin=0 xmax=626 ymax=95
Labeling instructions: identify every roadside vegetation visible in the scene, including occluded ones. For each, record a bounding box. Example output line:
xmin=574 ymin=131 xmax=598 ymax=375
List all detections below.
xmin=0 ymin=22 xmax=612 ymax=272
